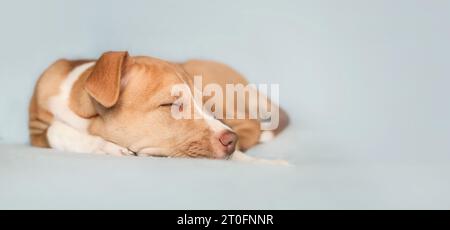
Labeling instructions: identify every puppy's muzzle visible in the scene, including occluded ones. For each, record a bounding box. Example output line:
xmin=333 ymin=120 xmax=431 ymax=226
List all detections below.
xmin=211 ymin=130 xmax=238 ymax=158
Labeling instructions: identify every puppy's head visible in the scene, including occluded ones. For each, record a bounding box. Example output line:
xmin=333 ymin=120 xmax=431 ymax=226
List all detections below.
xmin=83 ymin=51 xmax=237 ymax=158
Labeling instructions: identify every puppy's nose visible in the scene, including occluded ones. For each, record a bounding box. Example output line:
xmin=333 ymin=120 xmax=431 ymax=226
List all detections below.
xmin=218 ymin=131 xmax=238 ymax=155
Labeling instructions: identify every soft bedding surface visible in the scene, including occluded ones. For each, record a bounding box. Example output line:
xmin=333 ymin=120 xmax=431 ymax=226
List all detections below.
xmin=1 ymin=128 xmax=450 ymax=209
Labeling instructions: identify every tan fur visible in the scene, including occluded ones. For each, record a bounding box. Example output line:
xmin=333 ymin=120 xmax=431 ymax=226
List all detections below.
xmin=69 ymin=67 xmax=97 ymax=118
xmin=29 ymin=52 xmax=289 ymax=158
xmin=182 ymin=60 xmax=262 ymax=150
xmin=86 ymin=56 xmax=218 ymax=157
xmin=182 ymin=60 xmax=289 ymax=150
xmin=29 ymin=59 xmax=91 ymax=147
xmin=85 ymin=52 xmax=129 ymax=108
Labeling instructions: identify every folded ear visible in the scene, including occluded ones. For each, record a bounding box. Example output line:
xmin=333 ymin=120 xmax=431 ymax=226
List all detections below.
xmin=85 ymin=51 xmax=129 ymax=108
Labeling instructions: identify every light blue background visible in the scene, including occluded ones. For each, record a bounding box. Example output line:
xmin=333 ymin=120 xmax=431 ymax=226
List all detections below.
xmin=1 ymin=0 xmax=450 ymax=209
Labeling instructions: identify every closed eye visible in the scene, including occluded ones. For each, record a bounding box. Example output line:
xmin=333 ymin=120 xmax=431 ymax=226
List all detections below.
xmin=159 ymin=102 xmax=184 ymax=112
xmin=159 ymin=103 xmax=175 ymax=107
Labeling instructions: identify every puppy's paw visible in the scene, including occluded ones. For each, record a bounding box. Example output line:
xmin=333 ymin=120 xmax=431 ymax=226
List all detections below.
xmin=120 ymin=148 xmax=137 ymax=156
xmin=99 ymin=141 xmax=132 ymax=156
xmin=259 ymin=131 xmax=275 ymax=143
xmin=230 ymin=151 xmax=290 ymax=166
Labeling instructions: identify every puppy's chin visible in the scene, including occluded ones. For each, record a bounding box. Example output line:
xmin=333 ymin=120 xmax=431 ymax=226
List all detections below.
xmin=133 ymin=145 xmax=232 ymax=159
xmin=211 ymin=151 xmax=233 ymax=160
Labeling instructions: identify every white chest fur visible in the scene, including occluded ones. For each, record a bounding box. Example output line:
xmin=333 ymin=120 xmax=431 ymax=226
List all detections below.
xmin=46 ymin=62 xmax=131 ymax=156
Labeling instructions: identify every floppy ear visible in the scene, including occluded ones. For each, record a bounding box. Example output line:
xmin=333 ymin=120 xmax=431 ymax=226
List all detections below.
xmin=85 ymin=51 xmax=129 ymax=108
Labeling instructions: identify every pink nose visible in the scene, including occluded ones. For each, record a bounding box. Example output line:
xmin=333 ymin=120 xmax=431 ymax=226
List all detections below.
xmin=218 ymin=131 xmax=238 ymax=155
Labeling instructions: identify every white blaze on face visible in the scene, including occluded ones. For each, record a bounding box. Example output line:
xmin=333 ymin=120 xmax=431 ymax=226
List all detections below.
xmin=170 ymin=82 xmax=231 ymax=133
xmin=191 ymin=87 xmax=231 ymax=133
xmin=190 ymin=75 xmax=231 ymax=133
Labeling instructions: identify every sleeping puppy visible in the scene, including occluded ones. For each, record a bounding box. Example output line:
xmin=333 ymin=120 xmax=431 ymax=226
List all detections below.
xmin=29 ymin=51 xmax=289 ymax=163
